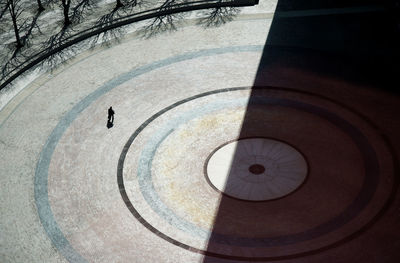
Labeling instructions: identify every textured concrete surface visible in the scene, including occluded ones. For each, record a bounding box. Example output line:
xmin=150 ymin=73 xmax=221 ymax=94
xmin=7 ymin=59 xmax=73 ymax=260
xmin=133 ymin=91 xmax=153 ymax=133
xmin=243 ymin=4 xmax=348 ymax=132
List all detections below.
xmin=1 ymin=1 xmax=400 ymax=262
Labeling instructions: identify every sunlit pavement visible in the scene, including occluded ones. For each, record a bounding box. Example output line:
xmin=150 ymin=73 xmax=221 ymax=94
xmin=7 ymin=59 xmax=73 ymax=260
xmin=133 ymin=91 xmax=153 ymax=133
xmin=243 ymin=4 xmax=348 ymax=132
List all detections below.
xmin=1 ymin=1 xmax=400 ymax=262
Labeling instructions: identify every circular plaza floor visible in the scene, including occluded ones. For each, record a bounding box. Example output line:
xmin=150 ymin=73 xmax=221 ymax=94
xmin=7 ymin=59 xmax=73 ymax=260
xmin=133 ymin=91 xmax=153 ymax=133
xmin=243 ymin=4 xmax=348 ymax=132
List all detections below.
xmin=1 ymin=2 xmax=400 ymax=262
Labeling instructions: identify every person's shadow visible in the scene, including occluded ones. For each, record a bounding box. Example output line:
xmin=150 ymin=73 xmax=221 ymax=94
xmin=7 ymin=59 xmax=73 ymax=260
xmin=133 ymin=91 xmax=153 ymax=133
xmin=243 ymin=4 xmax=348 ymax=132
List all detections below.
xmin=107 ymin=120 xmax=113 ymax=129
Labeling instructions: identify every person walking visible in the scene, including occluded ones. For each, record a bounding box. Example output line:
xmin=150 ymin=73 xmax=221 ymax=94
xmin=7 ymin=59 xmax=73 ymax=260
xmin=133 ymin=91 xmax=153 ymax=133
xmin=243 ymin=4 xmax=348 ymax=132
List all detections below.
xmin=108 ymin=106 xmax=115 ymax=123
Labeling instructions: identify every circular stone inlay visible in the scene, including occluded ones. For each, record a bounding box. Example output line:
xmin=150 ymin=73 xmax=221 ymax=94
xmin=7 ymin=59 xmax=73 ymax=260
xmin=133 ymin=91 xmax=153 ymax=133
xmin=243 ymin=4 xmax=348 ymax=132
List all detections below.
xmin=206 ymin=138 xmax=308 ymax=201
xmin=249 ymin=164 xmax=266 ymax=175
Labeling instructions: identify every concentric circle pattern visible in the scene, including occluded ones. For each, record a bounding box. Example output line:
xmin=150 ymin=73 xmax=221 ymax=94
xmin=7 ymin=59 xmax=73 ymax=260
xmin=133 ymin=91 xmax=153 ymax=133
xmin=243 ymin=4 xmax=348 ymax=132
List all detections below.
xmin=117 ymin=87 xmax=395 ymax=259
xmin=2 ymin=9 xmax=399 ymax=261
xmin=206 ymin=138 xmax=308 ymax=201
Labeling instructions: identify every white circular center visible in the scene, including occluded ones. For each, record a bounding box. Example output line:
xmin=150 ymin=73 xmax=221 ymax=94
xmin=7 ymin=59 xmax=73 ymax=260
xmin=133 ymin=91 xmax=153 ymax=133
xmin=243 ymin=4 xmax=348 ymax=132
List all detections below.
xmin=206 ymin=138 xmax=308 ymax=201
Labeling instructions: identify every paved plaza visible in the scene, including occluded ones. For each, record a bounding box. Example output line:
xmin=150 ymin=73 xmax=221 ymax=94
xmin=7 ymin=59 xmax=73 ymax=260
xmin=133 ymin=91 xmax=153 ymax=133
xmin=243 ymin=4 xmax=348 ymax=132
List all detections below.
xmin=1 ymin=1 xmax=400 ymax=262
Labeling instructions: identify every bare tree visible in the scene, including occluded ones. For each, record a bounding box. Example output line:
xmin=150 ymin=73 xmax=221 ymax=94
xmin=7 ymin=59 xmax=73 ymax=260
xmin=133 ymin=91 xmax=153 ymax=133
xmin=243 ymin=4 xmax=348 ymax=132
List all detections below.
xmin=41 ymin=0 xmax=99 ymax=70
xmin=7 ymin=1 xmax=43 ymax=49
xmin=74 ymin=0 xmax=102 ymax=24
xmin=1 ymin=0 xmax=45 ymax=82
xmin=60 ymin=0 xmax=71 ymax=26
xmin=56 ymin=0 xmax=100 ymax=27
xmin=0 ymin=1 xmax=8 ymax=21
xmin=198 ymin=4 xmax=240 ymax=27
xmin=143 ymin=0 xmax=184 ymax=37
xmin=92 ymin=0 xmax=146 ymax=45
xmin=21 ymin=8 xmax=44 ymax=48
xmin=116 ymin=0 xmax=123 ymax=8
xmin=6 ymin=0 xmax=24 ymax=48
xmin=37 ymin=0 xmax=45 ymax=12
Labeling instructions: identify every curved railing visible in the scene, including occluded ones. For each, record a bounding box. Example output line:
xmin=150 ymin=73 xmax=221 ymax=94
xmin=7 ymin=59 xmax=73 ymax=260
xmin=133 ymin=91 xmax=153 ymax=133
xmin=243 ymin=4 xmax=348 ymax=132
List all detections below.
xmin=0 ymin=0 xmax=258 ymax=90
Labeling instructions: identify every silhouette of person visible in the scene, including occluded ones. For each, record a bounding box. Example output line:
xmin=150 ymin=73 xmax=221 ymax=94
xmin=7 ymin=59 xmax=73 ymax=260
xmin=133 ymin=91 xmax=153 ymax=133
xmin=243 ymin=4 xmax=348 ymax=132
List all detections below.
xmin=108 ymin=106 xmax=115 ymax=123
xmin=107 ymin=107 xmax=115 ymax=129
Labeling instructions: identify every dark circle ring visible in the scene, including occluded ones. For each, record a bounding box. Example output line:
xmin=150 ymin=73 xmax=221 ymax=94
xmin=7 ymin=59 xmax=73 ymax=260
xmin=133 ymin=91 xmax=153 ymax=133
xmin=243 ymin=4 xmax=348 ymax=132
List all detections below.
xmin=117 ymin=86 xmax=398 ymax=260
